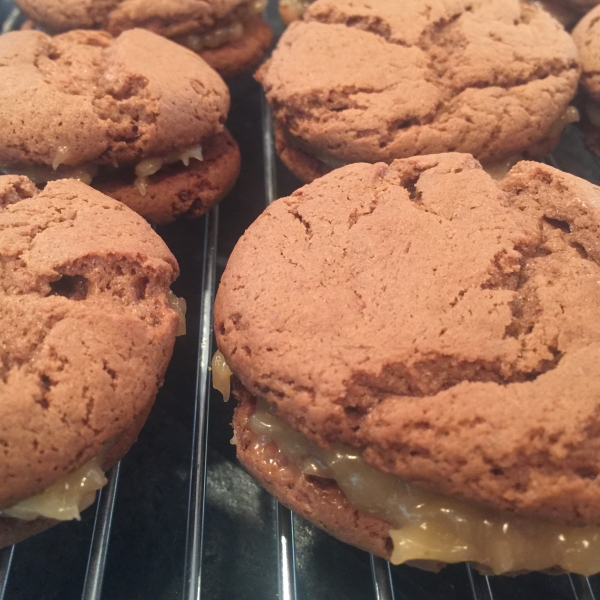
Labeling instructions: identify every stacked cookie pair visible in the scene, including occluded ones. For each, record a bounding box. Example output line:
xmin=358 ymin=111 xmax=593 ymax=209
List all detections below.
xmin=0 ymin=27 xmax=241 ymax=225
xmin=260 ymin=0 xmax=581 ymax=183
xmin=0 ymin=0 xmax=269 ymax=547
xmin=214 ymin=0 xmax=600 ymax=577
xmin=278 ymin=0 xmax=600 ymax=27
xmin=15 ymin=0 xmax=273 ymax=79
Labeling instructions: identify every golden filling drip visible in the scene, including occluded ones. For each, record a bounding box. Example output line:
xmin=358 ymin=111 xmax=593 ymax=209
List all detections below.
xmin=249 ymin=399 xmax=600 ymax=576
xmin=0 ymin=459 xmax=107 ymax=522
xmin=169 ymin=291 xmax=187 ymax=337
xmin=279 ymin=0 xmax=313 ymax=21
xmin=212 ymin=350 xmax=233 ymax=401
xmin=1 ymin=143 xmax=207 ymax=193
xmin=134 ymin=145 xmax=203 ymax=196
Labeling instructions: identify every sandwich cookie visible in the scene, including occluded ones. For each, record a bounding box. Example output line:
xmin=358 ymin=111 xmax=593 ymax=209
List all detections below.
xmin=0 ymin=175 xmax=181 ymax=548
xmin=0 ymin=28 xmax=240 ymax=224
xmin=258 ymin=0 xmax=580 ymax=183
xmin=278 ymin=0 xmax=597 ymax=27
xmin=214 ymin=154 xmax=600 ymax=575
xmin=14 ymin=0 xmax=272 ymax=79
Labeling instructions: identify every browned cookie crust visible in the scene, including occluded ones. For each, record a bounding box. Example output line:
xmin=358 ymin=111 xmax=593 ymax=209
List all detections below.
xmin=257 ymin=0 xmax=579 ymax=183
xmin=0 ymin=176 xmax=179 ymax=545
xmin=96 ymin=130 xmax=241 ymax=224
xmin=233 ymin=384 xmax=393 ymax=560
xmin=199 ymin=15 xmax=273 ymax=80
xmin=215 ymin=154 xmax=600 ymax=525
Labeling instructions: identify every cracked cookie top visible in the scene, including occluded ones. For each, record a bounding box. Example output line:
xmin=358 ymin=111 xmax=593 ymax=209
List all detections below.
xmin=0 ymin=175 xmax=179 ymax=507
xmin=14 ymin=0 xmax=258 ymax=37
xmin=215 ymin=154 xmax=600 ymax=524
xmin=257 ymin=0 xmax=579 ymax=165
xmin=0 ymin=29 xmax=229 ymax=169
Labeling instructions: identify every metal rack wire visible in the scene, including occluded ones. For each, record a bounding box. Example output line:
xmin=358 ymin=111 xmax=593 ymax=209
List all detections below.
xmin=2 ymin=2 xmax=600 ymax=599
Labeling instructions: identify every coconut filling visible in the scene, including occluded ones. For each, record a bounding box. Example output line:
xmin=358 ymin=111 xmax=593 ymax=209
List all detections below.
xmin=0 ymin=294 xmax=185 ymax=523
xmin=212 ymin=351 xmax=600 ymax=576
xmin=134 ymin=145 xmax=203 ymax=196
xmin=0 ymin=459 xmax=107 ymax=522
xmin=173 ymin=0 xmax=268 ymax=52
xmin=169 ymin=291 xmax=187 ymax=337
xmin=0 ymin=145 xmax=205 ymax=196
xmin=279 ymin=0 xmax=313 ymax=21
xmin=283 ymin=106 xmax=580 ymax=181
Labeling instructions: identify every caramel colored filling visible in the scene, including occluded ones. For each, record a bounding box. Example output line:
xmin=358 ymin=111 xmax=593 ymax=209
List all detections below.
xmin=212 ymin=350 xmax=233 ymax=401
xmin=248 ymin=397 xmax=600 ymax=576
xmin=134 ymin=145 xmax=203 ymax=196
xmin=169 ymin=291 xmax=187 ymax=337
xmin=176 ymin=22 xmax=245 ymax=52
xmin=279 ymin=0 xmax=313 ymax=21
xmin=174 ymin=0 xmax=268 ymax=52
xmin=1 ymin=144 xmax=205 ymax=194
xmin=0 ymin=459 xmax=107 ymax=522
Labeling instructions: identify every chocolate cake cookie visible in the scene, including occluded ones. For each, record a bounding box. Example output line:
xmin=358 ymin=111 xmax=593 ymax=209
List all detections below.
xmin=0 ymin=28 xmax=240 ymax=224
xmin=14 ymin=0 xmax=272 ymax=79
xmin=214 ymin=154 xmax=600 ymax=575
xmin=0 ymin=175 xmax=181 ymax=548
xmin=280 ymin=0 xmax=600 ymax=27
xmin=258 ymin=0 xmax=580 ymax=183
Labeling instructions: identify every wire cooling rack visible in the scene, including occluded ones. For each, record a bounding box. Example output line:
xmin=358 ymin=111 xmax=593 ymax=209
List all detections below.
xmin=2 ymin=1 xmax=600 ymax=599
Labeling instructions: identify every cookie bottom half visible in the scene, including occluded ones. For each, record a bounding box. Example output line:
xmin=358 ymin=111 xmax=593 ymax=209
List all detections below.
xmin=231 ymin=382 xmax=600 ymax=577
xmin=197 ymin=16 xmax=273 ymax=80
xmin=233 ymin=385 xmax=395 ymax=562
xmin=275 ymin=108 xmax=579 ymax=184
xmin=0 ymin=402 xmax=154 ymax=550
xmin=96 ymin=130 xmax=241 ymax=225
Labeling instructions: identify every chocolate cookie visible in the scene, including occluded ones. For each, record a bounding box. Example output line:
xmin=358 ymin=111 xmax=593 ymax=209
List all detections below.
xmin=0 ymin=28 xmax=240 ymax=224
xmin=0 ymin=175 xmax=180 ymax=548
xmin=214 ymin=155 xmax=600 ymax=575
xmin=13 ymin=0 xmax=272 ymax=79
xmin=258 ymin=0 xmax=580 ymax=183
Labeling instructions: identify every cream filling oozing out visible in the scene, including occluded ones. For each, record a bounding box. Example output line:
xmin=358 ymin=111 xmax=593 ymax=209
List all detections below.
xmin=284 ymin=106 xmax=580 ymax=181
xmin=134 ymin=145 xmax=203 ymax=196
xmin=169 ymin=291 xmax=188 ymax=337
xmin=0 ymin=459 xmax=107 ymax=522
xmin=212 ymin=351 xmax=233 ymax=401
xmin=173 ymin=0 xmax=268 ymax=52
xmin=0 ymin=145 xmax=204 ymax=195
xmin=211 ymin=351 xmax=600 ymax=576
xmin=279 ymin=0 xmax=313 ymax=21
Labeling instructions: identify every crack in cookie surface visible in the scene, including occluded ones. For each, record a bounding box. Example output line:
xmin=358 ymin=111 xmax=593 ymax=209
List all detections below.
xmin=258 ymin=0 xmax=579 ymax=166
xmin=215 ymin=155 xmax=600 ymax=522
xmin=0 ymin=176 xmax=179 ymax=508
